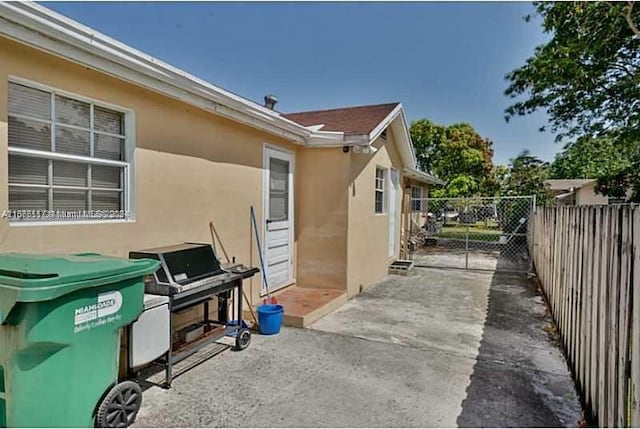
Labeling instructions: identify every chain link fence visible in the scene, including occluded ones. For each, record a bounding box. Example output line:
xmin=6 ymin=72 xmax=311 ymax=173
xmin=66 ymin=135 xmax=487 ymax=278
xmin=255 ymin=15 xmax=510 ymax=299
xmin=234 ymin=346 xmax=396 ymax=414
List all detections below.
xmin=407 ymin=196 xmax=535 ymax=272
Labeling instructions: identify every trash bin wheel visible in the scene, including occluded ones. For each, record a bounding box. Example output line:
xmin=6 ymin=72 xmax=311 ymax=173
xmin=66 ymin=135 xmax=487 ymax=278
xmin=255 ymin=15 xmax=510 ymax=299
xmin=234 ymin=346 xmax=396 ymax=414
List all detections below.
xmin=235 ymin=328 xmax=251 ymax=351
xmin=96 ymin=380 xmax=143 ymax=428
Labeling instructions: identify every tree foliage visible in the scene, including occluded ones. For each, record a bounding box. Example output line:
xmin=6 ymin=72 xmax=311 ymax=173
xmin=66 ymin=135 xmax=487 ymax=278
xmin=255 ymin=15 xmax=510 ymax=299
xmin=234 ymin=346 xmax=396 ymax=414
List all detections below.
xmin=505 ymin=2 xmax=640 ymax=201
xmin=550 ymin=136 xmax=640 ymax=199
xmin=551 ymin=136 xmax=629 ymax=179
xmin=501 ymin=150 xmax=553 ymax=204
xmin=410 ymin=119 xmax=497 ymax=197
xmin=505 ymin=2 xmax=640 ymax=142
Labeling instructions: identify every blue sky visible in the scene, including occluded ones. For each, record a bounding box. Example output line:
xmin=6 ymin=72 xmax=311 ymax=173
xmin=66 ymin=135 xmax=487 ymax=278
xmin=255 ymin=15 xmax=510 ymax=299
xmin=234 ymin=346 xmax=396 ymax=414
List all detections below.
xmin=43 ymin=2 xmax=557 ymax=165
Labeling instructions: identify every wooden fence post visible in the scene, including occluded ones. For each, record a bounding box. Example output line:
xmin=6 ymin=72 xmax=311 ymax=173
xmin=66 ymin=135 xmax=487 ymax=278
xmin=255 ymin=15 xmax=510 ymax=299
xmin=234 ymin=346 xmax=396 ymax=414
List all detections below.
xmin=631 ymin=207 xmax=640 ymax=427
xmin=530 ymin=206 xmax=638 ymax=427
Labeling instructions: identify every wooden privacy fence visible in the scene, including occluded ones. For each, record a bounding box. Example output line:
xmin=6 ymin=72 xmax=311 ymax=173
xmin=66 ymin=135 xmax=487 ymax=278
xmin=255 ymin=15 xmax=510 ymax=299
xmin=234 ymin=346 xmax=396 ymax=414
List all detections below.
xmin=532 ymin=205 xmax=639 ymax=427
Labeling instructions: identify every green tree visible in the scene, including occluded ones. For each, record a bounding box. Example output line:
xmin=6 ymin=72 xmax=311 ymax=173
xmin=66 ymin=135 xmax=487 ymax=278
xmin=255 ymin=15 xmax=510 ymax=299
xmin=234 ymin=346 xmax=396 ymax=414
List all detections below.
xmin=501 ymin=150 xmax=553 ymax=204
xmin=505 ymin=2 xmax=640 ymax=142
xmin=551 ymin=136 xmax=630 ymax=179
xmin=410 ymin=119 xmax=446 ymax=174
xmin=504 ymin=2 xmax=640 ymax=201
xmin=410 ymin=120 xmax=496 ymax=197
xmin=550 ymin=137 xmax=639 ymax=199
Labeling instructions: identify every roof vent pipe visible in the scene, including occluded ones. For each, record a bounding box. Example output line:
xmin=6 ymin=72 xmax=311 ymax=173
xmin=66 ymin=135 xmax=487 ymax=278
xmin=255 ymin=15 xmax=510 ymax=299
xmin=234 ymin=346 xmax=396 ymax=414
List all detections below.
xmin=264 ymin=94 xmax=278 ymax=110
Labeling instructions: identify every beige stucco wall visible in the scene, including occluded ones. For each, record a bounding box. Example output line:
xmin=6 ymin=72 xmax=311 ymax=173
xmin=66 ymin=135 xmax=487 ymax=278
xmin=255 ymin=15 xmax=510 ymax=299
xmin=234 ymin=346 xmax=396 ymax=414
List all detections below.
xmin=576 ymin=183 xmax=609 ymax=205
xmin=345 ymin=128 xmax=404 ymax=297
xmin=295 ymin=148 xmax=349 ymax=290
xmin=0 ymin=36 xmax=299 ymax=309
xmin=0 ymin=36 xmax=415 ymax=311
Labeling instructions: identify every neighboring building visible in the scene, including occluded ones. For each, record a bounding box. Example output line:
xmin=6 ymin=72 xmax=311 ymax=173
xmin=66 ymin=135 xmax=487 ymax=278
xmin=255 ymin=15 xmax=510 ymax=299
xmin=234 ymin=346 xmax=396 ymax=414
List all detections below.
xmin=0 ymin=3 xmax=442 ymax=326
xmin=545 ymin=179 xmax=610 ymax=205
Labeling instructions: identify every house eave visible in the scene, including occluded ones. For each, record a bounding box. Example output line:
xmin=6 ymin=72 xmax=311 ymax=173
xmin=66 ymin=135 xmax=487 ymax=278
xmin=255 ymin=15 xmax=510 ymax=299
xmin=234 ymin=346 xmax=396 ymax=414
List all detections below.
xmin=403 ymin=168 xmax=445 ymax=186
xmin=0 ymin=2 xmax=311 ymax=144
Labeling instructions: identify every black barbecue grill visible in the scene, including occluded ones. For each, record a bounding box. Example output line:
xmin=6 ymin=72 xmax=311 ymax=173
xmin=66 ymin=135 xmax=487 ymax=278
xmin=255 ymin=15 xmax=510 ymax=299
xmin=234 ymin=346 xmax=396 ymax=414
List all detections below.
xmin=129 ymin=242 xmax=259 ymax=387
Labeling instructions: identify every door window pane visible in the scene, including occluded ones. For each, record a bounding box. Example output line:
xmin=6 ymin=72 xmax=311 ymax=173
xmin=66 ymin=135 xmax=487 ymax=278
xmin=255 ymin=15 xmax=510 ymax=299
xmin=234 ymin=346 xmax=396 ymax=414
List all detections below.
xmin=269 ymin=158 xmax=289 ymax=221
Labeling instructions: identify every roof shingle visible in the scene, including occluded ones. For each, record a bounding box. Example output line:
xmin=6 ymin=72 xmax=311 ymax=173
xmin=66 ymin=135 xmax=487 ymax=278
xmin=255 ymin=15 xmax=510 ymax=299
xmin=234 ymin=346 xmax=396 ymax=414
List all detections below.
xmin=283 ymin=102 xmax=399 ymax=135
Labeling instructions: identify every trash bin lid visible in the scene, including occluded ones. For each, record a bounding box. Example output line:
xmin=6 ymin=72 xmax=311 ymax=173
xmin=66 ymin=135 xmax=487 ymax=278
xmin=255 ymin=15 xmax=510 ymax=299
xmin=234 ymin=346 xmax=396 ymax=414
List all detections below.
xmin=0 ymin=252 xmax=160 ymax=323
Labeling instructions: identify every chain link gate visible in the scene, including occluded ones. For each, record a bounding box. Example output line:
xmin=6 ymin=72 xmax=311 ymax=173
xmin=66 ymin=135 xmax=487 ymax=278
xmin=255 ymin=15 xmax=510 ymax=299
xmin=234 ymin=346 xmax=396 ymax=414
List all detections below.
xmin=407 ymin=196 xmax=535 ymax=272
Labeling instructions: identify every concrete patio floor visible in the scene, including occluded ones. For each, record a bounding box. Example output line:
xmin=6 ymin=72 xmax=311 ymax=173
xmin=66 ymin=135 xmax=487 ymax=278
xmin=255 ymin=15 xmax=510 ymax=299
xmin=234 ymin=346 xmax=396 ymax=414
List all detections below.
xmin=134 ymin=266 xmax=582 ymax=427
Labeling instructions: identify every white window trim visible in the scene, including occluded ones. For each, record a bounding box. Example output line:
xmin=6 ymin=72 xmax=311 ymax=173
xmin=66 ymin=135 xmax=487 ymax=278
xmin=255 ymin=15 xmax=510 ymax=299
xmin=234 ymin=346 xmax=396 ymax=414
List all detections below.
xmin=375 ymin=166 xmax=387 ymax=215
xmin=7 ymin=76 xmax=137 ymax=226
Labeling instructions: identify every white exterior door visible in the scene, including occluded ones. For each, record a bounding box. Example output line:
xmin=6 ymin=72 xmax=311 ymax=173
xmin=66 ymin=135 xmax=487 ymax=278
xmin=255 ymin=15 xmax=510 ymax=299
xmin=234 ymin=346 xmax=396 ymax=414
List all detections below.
xmin=263 ymin=146 xmax=294 ymax=294
xmin=388 ymin=169 xmax=399 ymax=257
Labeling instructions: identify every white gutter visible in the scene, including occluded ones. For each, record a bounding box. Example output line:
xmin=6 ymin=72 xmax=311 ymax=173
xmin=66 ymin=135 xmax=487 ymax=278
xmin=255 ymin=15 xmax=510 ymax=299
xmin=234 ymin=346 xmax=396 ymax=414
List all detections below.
xmin=0 ymin=0 xmax=436 ymax=179
xmin=404 ymin=167 xmax=445 ymax=186
xmin=0 ymin=1 xmax=312 ymax=143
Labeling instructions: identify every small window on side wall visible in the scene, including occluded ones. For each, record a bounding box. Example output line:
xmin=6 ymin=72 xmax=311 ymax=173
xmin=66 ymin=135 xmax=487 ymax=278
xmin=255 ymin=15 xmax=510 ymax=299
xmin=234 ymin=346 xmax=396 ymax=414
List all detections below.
xmin=375 ymin=167 xmax=386 ymax=214
xmin=411 ymin=186 xmax=423 ymax=211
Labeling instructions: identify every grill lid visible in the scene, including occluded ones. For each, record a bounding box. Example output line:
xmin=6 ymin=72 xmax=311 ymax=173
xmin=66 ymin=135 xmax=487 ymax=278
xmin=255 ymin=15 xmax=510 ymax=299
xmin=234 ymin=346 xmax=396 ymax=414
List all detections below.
xmin=163 ymin=245 xmax=222 ymax=284
xmin=129 ymin=243 xmax=223 ymax=285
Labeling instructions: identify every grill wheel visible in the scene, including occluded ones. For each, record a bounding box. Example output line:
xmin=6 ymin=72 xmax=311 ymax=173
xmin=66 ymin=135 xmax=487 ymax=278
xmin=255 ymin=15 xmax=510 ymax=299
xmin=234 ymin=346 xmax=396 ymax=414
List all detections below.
xmin=96 ymin=381 xmax=143 ymax=428
xmin=235 ymin=328 xmax=251 ymax=351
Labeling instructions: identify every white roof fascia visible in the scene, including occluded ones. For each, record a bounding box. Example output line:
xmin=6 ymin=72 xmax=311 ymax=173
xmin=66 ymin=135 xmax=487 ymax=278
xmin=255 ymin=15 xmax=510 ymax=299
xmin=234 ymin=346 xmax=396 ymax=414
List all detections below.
xmin=306 ymin=131 xmax=347 ymax=147
xmin=386 ymin=107 xmax=417 ymax=169
xmin=343 ymin=135 xmax=372 ymax=145
xmin=0 ymin=2 xmax=311 ymax=143
xmin=403 ymin=167 xmax=446 ymax=186
xmin=306 ymin=132 xmax=370 ymax=147
xmin=369 ymin=103 xmax=403 ymax=142
xmin=306 ymin=124 xmax=326 ymax=132
xmin=361 ymin=104 xmax=418 ymax=169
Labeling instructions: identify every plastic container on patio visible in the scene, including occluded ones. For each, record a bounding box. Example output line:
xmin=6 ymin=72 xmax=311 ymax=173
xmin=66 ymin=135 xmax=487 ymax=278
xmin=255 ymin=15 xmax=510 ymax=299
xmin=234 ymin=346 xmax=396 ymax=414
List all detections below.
xmin=257 ymin=304 xmax=284 ymax=335
xmin=0 ymin=252 xmax=159 ymax=428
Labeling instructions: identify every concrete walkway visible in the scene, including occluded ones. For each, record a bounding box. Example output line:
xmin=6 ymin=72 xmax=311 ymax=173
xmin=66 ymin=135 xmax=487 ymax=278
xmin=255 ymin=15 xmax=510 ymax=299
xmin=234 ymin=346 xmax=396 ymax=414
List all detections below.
xmin=134 ymin=267 xmax=582 ymax=427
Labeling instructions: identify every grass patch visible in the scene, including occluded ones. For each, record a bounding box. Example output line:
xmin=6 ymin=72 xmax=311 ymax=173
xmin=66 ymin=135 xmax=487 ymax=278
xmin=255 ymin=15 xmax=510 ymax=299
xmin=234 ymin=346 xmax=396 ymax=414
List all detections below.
xmin=439 ymin=226 xmax=503 ymax=242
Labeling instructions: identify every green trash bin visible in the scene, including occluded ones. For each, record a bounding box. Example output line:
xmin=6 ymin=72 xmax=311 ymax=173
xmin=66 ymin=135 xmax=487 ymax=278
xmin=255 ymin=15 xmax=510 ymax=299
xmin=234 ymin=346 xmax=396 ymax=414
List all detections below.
xmin=0 ymin=252 xmax=160 ymax=428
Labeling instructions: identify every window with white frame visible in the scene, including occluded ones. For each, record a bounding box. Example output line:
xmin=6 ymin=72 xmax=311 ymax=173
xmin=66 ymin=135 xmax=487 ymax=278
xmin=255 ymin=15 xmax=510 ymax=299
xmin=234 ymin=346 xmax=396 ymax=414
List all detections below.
xmin=7 ymin=80 xmax=132 ymax=222
xmin=375 ymin=167 xmax=386 ymax=214
xmin=411 ymin=186 xmax=422 ymax=211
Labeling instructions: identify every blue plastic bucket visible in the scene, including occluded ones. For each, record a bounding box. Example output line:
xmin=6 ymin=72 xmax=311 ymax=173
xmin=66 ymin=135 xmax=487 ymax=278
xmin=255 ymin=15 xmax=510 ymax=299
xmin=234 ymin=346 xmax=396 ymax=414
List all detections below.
xmin=257 ymin=304 xmax=284 ymax=335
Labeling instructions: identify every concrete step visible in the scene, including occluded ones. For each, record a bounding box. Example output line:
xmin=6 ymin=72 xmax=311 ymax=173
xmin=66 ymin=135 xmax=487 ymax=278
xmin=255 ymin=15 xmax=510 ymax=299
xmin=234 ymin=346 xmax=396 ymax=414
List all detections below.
xmin=244 ymin=286 xmax=347 ymax=328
